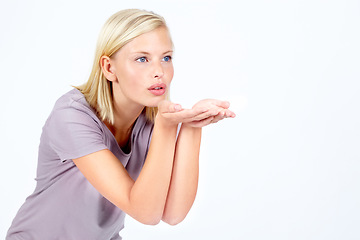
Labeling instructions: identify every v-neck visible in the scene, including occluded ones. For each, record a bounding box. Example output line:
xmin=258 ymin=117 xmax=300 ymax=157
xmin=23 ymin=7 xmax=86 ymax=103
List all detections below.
xmin=100 ymin=114 xmax=141 ymax=163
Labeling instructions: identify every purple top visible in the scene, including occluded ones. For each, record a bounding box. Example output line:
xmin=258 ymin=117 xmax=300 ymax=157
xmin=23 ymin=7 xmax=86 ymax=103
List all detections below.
xmin=7 ymin=89 xmax=154 ymax=240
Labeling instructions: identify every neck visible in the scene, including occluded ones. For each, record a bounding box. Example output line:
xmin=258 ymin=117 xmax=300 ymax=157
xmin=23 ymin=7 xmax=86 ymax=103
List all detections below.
xmin=105 ymin=102 xmax=144 ymax=149
xmin=106 ymin=81 xmax=147 ymax=148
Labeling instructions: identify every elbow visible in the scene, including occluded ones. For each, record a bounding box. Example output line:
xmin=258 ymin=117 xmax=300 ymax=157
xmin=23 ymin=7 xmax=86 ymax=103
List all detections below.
xmin=131 ymin=208 xmax=187 ymax=226
xmin=132 ymin=209 xmax=185 ymax=226
xmin=133 ymin=213 xmax=162 ymax=226
xmin=161 ymin=214 xmax=186 ymax=226
xmin=142 ymin=217 xmax=161 ymax=226
xmin=163 ymin=219 xmax=182 ymax=226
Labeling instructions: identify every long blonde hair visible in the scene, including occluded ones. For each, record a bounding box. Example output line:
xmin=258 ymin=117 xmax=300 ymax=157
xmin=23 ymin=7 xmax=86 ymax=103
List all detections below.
xmin=75 ymin=9 xmax=169 ymax=124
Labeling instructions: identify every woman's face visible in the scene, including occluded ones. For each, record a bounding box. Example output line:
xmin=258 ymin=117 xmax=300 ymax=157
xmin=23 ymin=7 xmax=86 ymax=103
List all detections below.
xmin=110 ymin=26 xmax=174 ymax=109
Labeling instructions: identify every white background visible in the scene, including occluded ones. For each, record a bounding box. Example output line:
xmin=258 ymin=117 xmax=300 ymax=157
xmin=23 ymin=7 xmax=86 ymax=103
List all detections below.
xmin=1 ymin=0 xmax=359 ymax=239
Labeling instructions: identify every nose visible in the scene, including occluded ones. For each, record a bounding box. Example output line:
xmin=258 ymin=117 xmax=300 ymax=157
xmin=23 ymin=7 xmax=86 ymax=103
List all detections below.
xmin=152 ymin=61 xmax=164 ymax=79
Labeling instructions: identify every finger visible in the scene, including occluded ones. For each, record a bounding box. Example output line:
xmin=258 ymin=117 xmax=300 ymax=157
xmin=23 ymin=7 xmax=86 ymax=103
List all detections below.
xmin=171 ymin=103 xmax=182 ymax=112
xmin=211 ymin=111 xmax=226 ymax=123
xmin=210 ymin=99 xmax=230 ymax=109
xmin=188 ymin=107 xmax=221 ymax=122
xmin=159 ymin=100 xmax=182 ymax=113
xmin=224 ymin=109 xmax=236 ymax=118
xmin=186 ymin=116 xmax=215 ymax=128
xmin=161 ymin=107 xmax=208 ymax=121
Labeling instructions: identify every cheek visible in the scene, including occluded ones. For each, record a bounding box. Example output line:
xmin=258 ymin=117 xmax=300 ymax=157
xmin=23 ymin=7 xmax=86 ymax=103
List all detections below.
xmin=122 ymin=63 xmax=140 ymax=78
xmin=119 ymin=63 xmax=146 ymax=86
xmin=165 ymin=65 xmax=174 ymax=81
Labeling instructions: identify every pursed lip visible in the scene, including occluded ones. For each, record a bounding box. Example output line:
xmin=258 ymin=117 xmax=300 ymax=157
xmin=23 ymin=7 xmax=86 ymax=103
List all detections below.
xmin=148 ymin=83 xmax=167 ymax=90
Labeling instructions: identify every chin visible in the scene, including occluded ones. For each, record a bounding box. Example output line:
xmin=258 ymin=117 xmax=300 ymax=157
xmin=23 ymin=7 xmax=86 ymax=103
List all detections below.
xmin=146 ymin=96 xmax=167 ymax=107
xmin=146 ymin=102 xmax=161 ymax=108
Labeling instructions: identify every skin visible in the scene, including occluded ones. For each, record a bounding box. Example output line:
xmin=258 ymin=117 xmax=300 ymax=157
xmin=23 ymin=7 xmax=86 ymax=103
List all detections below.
xmin=73 ymin=26 xmax=236 ymax=226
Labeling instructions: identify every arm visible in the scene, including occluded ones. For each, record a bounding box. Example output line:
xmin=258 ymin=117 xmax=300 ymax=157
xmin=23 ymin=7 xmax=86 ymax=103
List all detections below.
xmin=73 ymin=116 xmax=177 ymax=225
xmin=72 ymin=101 xmax=214 ymax=225
xmin=161 ymin=124 xmax=201 ymax=225
xmin=128 ymin=115 xmax=178 ymax=224
xmin=161 ymin=99 xmax=236 ymax=225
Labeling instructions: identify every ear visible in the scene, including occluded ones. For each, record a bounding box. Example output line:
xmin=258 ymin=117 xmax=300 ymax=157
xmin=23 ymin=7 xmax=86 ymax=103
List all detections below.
xmin=100 ymin=56 xmax=117 ymax=82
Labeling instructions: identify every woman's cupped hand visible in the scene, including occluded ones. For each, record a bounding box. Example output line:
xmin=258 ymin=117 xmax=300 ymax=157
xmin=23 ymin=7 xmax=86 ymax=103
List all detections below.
xmin=157 ymin=99 xmax=236 ymax=128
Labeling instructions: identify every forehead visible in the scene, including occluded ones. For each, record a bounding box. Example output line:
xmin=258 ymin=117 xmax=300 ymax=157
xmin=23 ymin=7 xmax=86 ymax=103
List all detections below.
xmin=122 ymin=27 xmax=173 ymax=53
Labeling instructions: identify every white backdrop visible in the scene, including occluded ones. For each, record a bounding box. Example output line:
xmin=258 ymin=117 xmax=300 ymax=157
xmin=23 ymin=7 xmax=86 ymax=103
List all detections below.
xmin=1 ymin=0 xmax=359 ymax=239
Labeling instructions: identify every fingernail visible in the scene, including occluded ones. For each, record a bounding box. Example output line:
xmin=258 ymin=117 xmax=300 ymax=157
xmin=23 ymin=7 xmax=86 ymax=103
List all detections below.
xmin=174 ymin=105 xmax=182 ymax=111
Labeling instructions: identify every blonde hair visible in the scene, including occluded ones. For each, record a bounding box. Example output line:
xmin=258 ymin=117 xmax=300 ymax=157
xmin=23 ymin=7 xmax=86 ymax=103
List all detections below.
xmin=75 ymin=9 xmax=170 ymax=124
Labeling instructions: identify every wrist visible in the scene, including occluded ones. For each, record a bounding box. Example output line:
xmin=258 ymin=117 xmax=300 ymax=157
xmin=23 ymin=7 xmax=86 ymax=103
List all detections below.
xmin=155 ymin=114 xmax=179 ymax=129
xmin=180 ymin=123 xmax=202 ymax=134
xmin=182 ymin=123 xmax=202 ymax=130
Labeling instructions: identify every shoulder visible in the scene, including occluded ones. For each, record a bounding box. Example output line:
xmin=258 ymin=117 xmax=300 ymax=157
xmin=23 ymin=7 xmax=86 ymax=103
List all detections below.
xmin=47 ymin=88 xmax=100 ymax=123
xmin=43 ymin=89 xmax=105 ymax=138
xmin=41 ymin=89 xmax=108 ymax=161
xmin=52 ymin=88 xmax=95 ymax=113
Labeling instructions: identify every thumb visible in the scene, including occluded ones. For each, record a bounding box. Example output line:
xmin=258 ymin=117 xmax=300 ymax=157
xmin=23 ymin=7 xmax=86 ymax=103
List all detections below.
xmin=158 ymin=100 xmax=182 ymax=113
xmin=211 ymin=99 xmax=230 ymax=109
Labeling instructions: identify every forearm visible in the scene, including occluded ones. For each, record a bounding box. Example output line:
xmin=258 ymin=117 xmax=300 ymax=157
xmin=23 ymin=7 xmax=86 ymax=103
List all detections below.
xmin=73 ymin=100 xmax=233 ymax=225
xmin=162 ymin=124 xmax=201 ymax=225
xmin=129 ymin=115 xmax=178 ymax=224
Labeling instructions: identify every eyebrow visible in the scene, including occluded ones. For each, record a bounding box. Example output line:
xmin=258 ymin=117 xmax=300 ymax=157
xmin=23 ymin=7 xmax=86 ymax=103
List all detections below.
xmin=133 ymin=50 xmax=173 ymax=55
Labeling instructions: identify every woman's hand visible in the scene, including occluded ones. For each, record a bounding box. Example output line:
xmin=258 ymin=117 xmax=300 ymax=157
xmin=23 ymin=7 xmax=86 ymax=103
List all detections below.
xmin=156 ymin=100 xmax=208 ymax=127
xmin=184 ymin=99 xmax=236 ymax=128
xmin=156 ymin=99 xmax=235 ymax=128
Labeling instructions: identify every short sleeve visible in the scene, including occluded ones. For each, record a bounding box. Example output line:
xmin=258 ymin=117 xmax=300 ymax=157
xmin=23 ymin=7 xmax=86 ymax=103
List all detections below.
xmin=46 ymin=105 xmax=108 ymax=162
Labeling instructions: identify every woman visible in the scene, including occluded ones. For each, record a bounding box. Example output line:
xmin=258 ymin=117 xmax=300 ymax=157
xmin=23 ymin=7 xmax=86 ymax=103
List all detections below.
xmin=7 ymin=9 xmax=235 ymax=239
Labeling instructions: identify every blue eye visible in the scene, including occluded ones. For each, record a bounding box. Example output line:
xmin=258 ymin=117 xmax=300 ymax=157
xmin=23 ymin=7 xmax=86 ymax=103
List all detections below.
xmin=163 ymin=56 xmax=172 ymax=62
xmin=136 ymin=57 xmax=147 ymax=63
